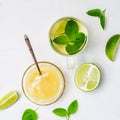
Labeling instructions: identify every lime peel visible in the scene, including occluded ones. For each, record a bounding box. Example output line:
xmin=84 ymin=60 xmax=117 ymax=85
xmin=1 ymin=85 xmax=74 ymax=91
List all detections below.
xmin=105 ymin=34 xmax=120 ymax=61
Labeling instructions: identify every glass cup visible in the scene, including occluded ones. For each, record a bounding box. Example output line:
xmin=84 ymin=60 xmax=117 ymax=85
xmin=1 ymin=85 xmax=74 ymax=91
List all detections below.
xmin=49 ymin=17 xmax=88 ymax=69
xmin=22 ymin=62 xmax=65 ymax=106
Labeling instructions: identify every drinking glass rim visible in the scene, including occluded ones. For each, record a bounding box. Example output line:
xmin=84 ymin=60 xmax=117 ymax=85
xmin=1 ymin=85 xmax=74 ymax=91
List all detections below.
xmin=22 ymin=61 xmax=65 ymax=106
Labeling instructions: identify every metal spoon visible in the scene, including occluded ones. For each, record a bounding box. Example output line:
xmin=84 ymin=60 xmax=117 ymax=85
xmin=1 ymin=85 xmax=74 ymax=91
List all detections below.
xmin=24 ymin=34 xmax=42 ymax=75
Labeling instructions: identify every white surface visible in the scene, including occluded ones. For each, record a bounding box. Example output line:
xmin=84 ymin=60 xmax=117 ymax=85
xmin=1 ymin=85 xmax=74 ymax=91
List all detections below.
xmin=0 ymin=0 xmax=120 ymax=119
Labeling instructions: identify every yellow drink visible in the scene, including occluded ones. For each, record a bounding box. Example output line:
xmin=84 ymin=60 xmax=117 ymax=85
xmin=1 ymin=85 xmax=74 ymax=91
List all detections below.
xmin=49 ymin=17 xmax=88 ymax=55
xmin=22 ymin=62 xmax=65 ymax=105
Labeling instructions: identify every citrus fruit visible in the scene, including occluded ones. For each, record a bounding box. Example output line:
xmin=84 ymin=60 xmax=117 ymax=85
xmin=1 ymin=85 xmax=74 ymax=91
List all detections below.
xmin=74 ymin=63 xmax=100 ymax=92
xmin=54 ymin=19 xmax=66 ymax=35
xmin=0 ymin=90 xmax=19 ymax=110
xmin=105 ymin=34 xmax=120 ymax=61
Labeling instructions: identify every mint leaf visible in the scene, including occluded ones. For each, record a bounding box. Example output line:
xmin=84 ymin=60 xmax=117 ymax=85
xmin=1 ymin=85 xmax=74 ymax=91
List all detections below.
xmin=87 ymin=9 xmax=101 ymax=17
xmin=100 ymin=15 xmax=105 ymax=29
xmin=68 ymin=100 xmax=78 ymax=115
xmin=53 ymin=35 xmax=69 ymax=45
xmin=53 ymin=108 xmax=68 ymax=117
xmin=52 ymin=99 xmax=79 ymax=120
xmin=87 ymin=8 xmax=106 ymax=30
xmin=65 ymin=20 xmax=79 ymax=37
xmin=66 ymin=42 xmax=81 ymax=55
xmin=68 ymin=32 xmax=86 ymax=43
xmin=75 ymin=32 xmax=86 ymax=41
xmin=22 ymin=109 xmax=38 ymax=120
xmin=66 ymin=33 xmax=85 ymax=55
xmin=66 ymin=44 xmax=79 ymax=55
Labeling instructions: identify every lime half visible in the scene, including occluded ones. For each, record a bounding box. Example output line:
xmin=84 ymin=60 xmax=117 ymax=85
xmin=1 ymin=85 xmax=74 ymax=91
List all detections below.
xmin=75 ymin=63 xmax=100 ymax=92
xmin=105 ymin=34 xmax=120 ymax=61
xmin=0 ymin=90 xmax=19 ymax=110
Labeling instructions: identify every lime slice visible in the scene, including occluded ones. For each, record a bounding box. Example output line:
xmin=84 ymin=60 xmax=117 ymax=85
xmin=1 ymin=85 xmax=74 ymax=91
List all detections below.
xmin=105 ymin=34 xmax=120 ymax=61
xmin=0 ymin=90 xmax=19 ymax=110
xmin=54 ymin=19 xmax=67 ymax=35
xmin=75 ymin=63 xmax=100 ymax=92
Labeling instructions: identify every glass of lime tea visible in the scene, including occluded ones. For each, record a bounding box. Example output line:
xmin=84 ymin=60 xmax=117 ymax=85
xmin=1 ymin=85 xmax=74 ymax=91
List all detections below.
xmin=49 ymin=17 xmax=88 ymax=69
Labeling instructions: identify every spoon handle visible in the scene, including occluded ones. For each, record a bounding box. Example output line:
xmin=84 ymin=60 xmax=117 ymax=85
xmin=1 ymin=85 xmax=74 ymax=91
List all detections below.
xmin=24 ymin=34 xmax=42 ymax=75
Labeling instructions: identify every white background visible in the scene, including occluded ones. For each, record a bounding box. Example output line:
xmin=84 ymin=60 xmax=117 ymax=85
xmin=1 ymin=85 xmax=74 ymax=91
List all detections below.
xmin=0 ymin=0 xmax=120 ymax=119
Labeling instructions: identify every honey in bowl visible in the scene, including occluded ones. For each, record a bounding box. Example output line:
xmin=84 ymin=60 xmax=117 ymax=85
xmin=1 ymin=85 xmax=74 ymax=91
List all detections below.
xmin=22 ymin=62 xmax=65 ymax=105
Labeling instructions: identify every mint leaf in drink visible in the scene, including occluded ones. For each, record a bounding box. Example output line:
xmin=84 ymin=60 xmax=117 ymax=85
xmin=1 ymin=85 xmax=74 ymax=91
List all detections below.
xmin=68 ymin=100 xmax=78 ymax=115
xmin=75 ymin=32 xmax=86 ymax=41
xmin=69 ymin=32 xmax=85 ymax=43
xmin=52 ymin=18 xmax=87 ymax=55
xmin=87 ymin=9 xmax=101 ymax=17
xmin=87 ymin=8 xmax=106 ymax=30
xmin=66 ymin=42 xmax=81 ymax=55
xmin=66 ymin=33 xmax=86 ymax=55
xmin=100 ymin=15 xmax=105 ymax=29
xmin=53 ymin=35 xmax=69 ymax=45
xmin=53 ymin=108 xmax=67 ymax=117
xmin=66 ymin=44 xmax=79 ymax=55
xmin=22 ymin=109 xmax=38 ymax=120
xmin=65 ymin=20 xmax=79 ymax=37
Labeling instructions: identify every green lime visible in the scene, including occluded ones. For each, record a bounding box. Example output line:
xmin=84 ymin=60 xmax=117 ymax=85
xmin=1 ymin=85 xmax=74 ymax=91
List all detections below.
xmin=105 ymin=34 xmax=120 ymax=61
xmin=54 ymin=19 xmax=67 ymax=35
xmin=74 ymin=63 xmax=100 ymax=92
xmin=0 ymin=90 xmax=19 ymax=110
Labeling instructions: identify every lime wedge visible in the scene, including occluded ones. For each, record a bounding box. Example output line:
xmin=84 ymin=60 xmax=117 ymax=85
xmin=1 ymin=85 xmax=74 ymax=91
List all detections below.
xmin=0 ymin=90 xmax=19 ymax=110
xmin=105 ymin=34 xmax=120 ymax=61
xmin=53 ymin=19 xmax=67 ymax=35
xmin=74 ymin=63 xmax=100 ymax=92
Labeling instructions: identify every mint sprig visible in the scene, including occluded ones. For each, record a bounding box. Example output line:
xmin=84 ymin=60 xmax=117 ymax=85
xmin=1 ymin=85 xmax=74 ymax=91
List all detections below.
xmin=65 ymin=20 xmax=79 ymax=36
xmin=87 ymin=8 xmax=106 ymax=30
xmin=22 ymin=108 xmax=38 ymax=120
xmin=53 ymin=108 xmax=68 ymax=117
xmin=53 ymin=19 xmax=86 ymax=55
xmin=53 ymin=100 xmax=78 ymax=120
xmin=67 ymin=99 xmax=78 ymax=114
xmin=53 ymin=35 xmax=69 ymax=45
xmin=100 ymin=14 xmax=105 ymax=29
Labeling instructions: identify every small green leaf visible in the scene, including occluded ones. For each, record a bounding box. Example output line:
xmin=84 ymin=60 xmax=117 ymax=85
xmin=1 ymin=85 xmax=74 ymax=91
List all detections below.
xmin=66 ymin=44 xmax=79 ymax=55
xmin=87 ymin=9 xmax=101 ymax=17
xmin=75 ymin=32 xmax=86 ymax=41
xmin=65 ymin=20 xmax=79 ymax=37
xmin=69 ymin=32 xmax=85 ymax=42
xmin=53 ymin=108 xmax=68 ymax=117
xmin=66 ymin=34 xmax=85 ymax=55
xmin=100 ymin=15 xmax=105 ymax=29
xmin=87 ymin=8 xmax=106 ymax=30
xmin=66 ymin=43 xmax=80 ymax=55
xmin=22 ymin=109 xmax=38 ymax=120
xmin=68 ymin=100 xmax=78 ymax=115
xmin=53 ymin=35 xmax=69 ymax=45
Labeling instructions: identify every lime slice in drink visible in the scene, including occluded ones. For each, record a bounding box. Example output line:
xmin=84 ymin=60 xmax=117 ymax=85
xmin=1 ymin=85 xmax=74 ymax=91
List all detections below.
xmin=0 ymin=90 xmax=19 ymax=110
xmin=55 ymin=19 xmax=66 ymax=34
xmin=105 ymin=34 xmax=120 ymax=61
xmin=74 ymin=63 xmax=100 ymax=92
